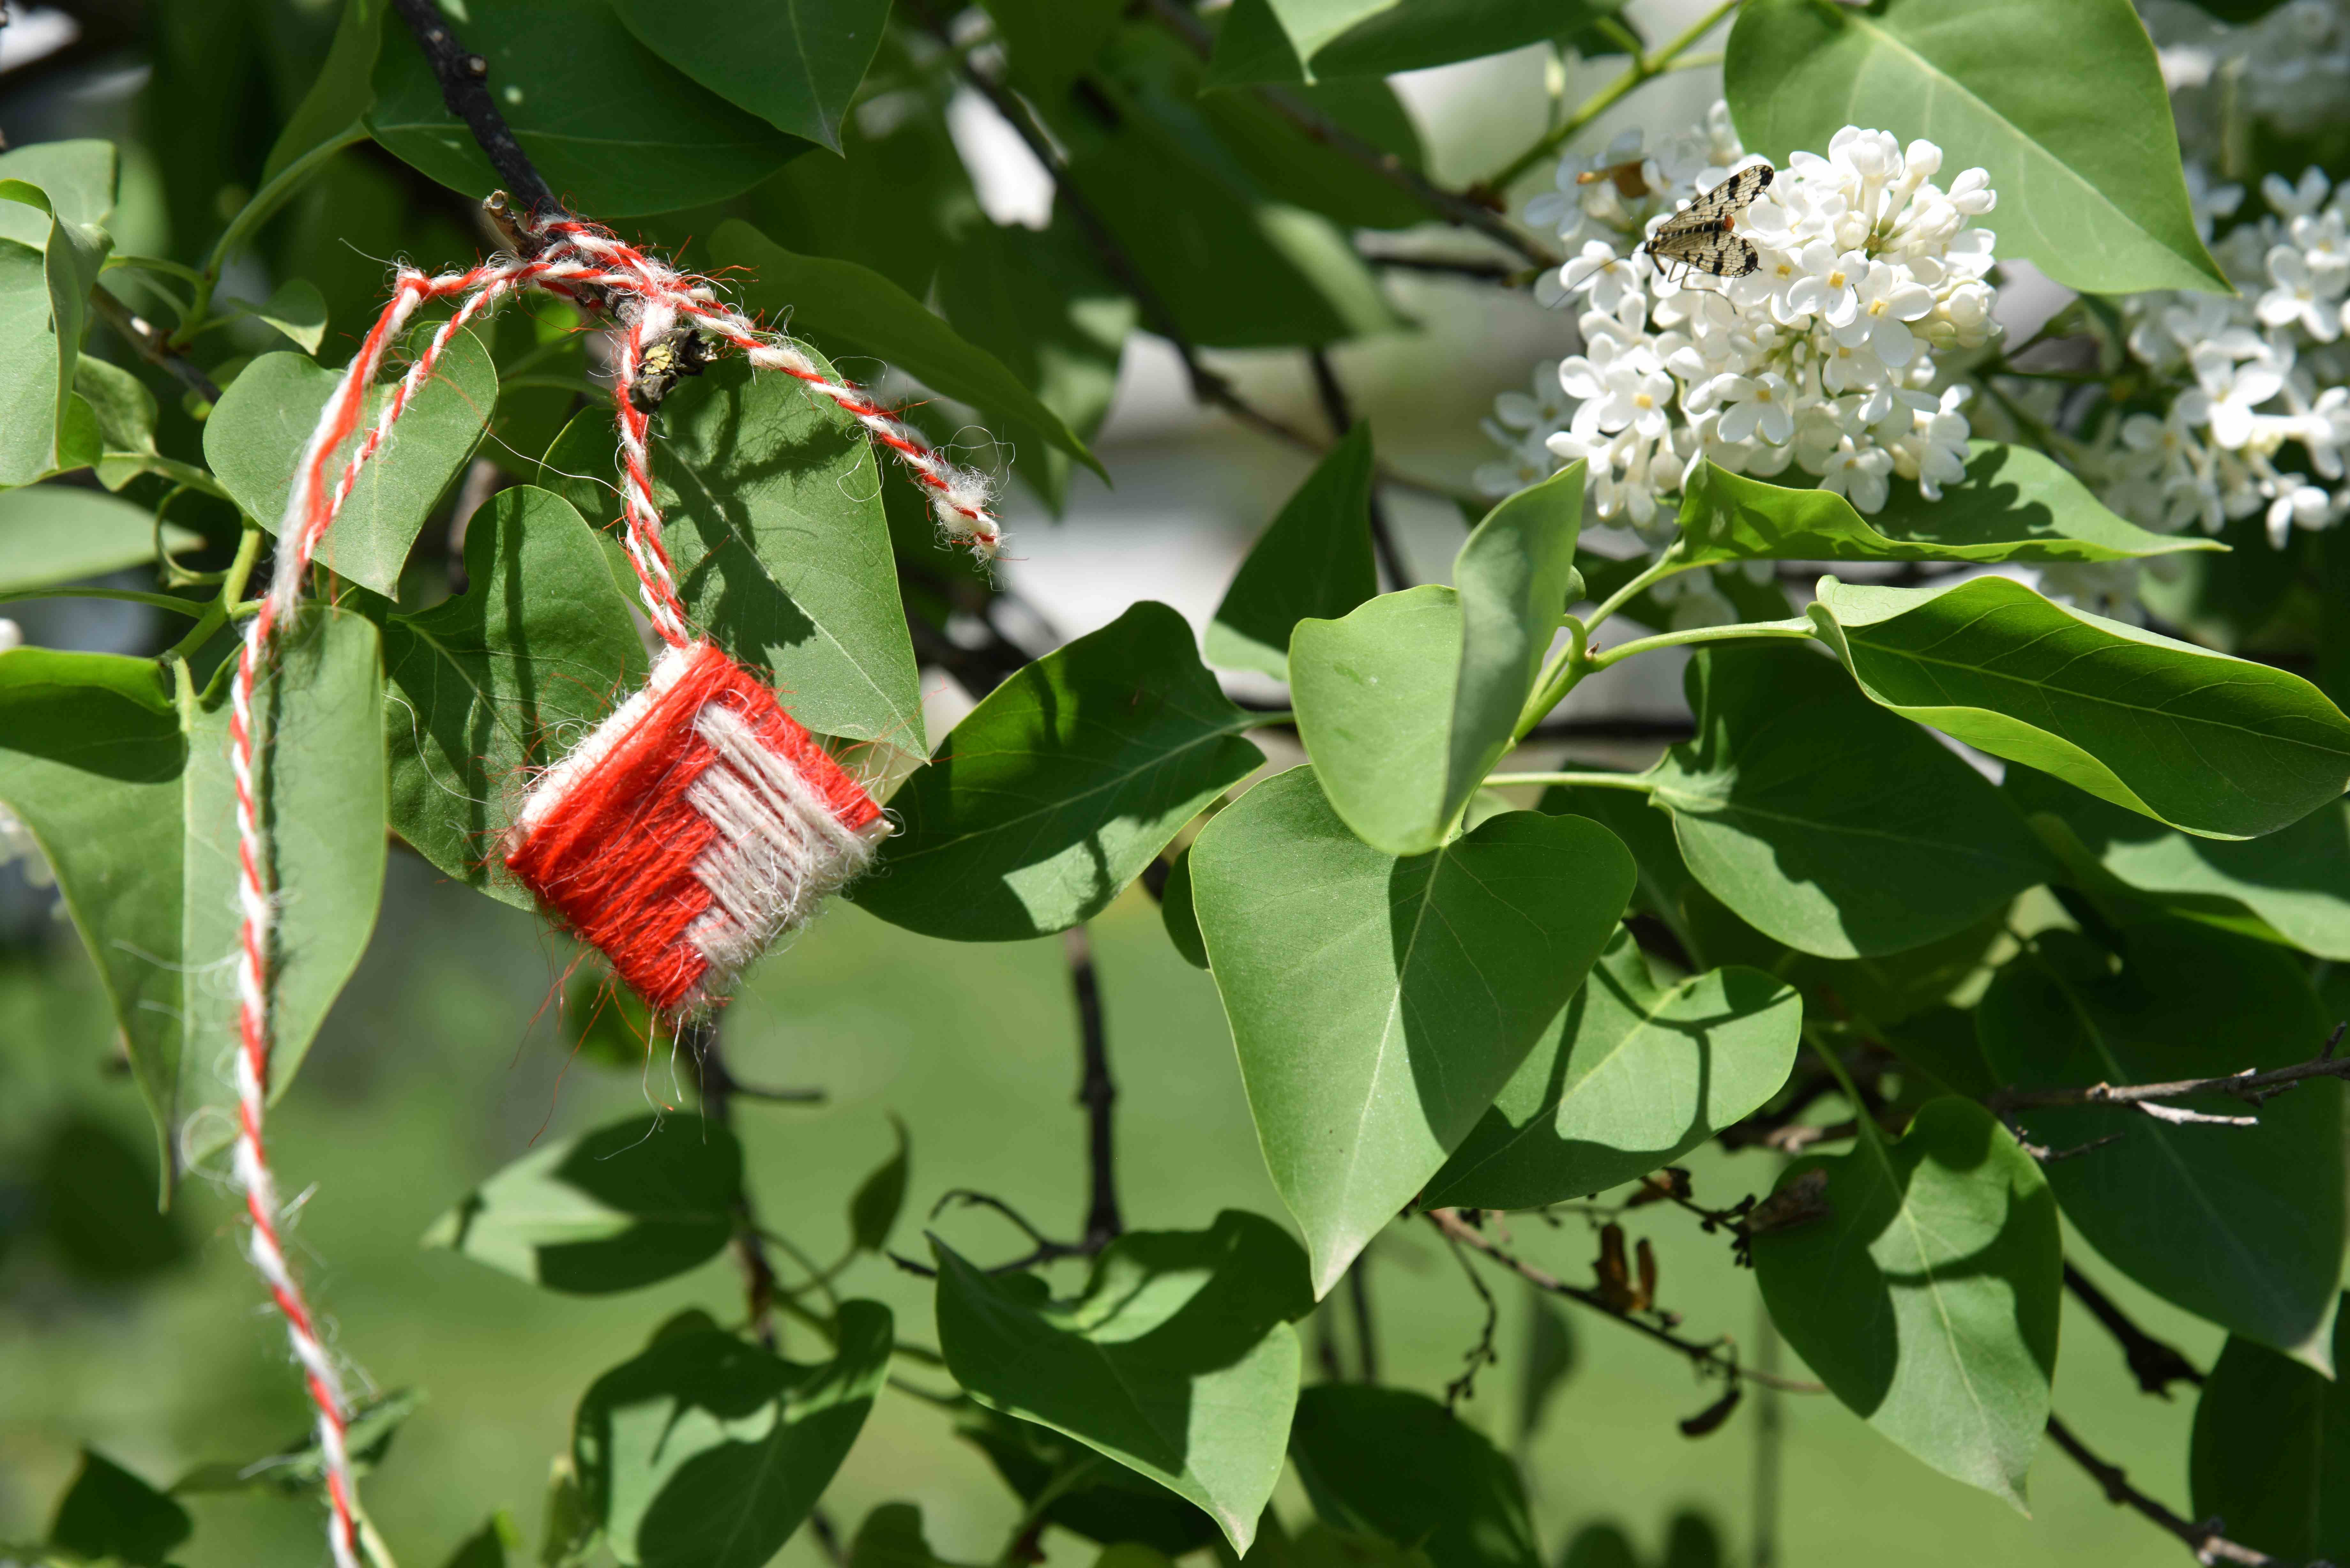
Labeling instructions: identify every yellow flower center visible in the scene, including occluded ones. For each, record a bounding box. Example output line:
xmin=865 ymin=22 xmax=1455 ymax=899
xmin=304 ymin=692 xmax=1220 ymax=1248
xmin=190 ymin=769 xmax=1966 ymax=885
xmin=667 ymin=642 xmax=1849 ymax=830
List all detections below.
xmin=1827 ymin=268 xmax=1849 ymax=289
xmin=1634 ymin=392 xmax=1655 ymax=410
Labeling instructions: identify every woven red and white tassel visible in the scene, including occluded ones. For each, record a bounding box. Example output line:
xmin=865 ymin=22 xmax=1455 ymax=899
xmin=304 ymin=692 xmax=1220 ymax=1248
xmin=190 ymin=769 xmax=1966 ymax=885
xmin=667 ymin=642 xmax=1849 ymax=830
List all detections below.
xmin=227 ymin=204 xmax=997 ymax=1566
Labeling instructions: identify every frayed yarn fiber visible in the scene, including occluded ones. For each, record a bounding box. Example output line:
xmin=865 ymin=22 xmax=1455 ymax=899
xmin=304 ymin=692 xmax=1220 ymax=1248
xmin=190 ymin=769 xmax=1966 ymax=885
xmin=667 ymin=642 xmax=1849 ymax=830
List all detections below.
xmin=504 ymin=640 xmax=885 ymax=1012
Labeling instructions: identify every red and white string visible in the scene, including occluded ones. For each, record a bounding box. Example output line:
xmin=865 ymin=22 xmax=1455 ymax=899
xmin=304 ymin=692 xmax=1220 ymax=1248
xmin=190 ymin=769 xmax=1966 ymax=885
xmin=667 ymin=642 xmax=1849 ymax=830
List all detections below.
xmin=225 ymin=211 xmax=998 ymax=1567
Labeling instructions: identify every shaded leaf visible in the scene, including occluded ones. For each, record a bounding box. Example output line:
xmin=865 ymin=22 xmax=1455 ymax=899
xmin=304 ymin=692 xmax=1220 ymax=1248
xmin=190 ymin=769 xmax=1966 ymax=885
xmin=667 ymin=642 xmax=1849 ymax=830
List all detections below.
xmin=1678 ymin=447 xmax=2223 ymax=566
xmin=172 ymin=1388 xmax=423 ymax=1496
xmin=1160 ymin=843 xmax=1210 ymax=970
xmin=0 ymin=485 xmax=200 ymax=592
xmin=1726 ymin=0 xmax=2227 ymax=293
xmin=379 ymin=486 xmax=646 ymax=910
xmin=1191 ymin=768 xmax=1632 ymax=1293
xmin=1808 ymin=573 xmax=2350 ymax=841
xmin=2010 ymin=765 xmax=2350 ymax=960
xmin=856 ymin=601 xmax=1264 ymax=941
xmin=423 ymin=1114 xmax=742 ymax=1294
xmin=442 ymin=1514 xmax=520 ymax=1568
xmin=204 ymin=332 xmax=497 ymax=599
xmin=1423 ymin=930 xmax=1799 ymax=1209
xmin=613 ymin=0 xmax=887 ymax=152
xmin=932 ymin=1210 xmax=1314 ymax=1552
xmin=1977 ymin=923 xmax=2343 ymax=1368
xmin=1642 ymin=643 xmax=2051 ymax=957
xmin=575 ymin=1303 xmax=891 ymax=1567
xmin=1445 ymin=463 xmax=1586 ymax=814
xmin=260 ymin=0 xmax=380 ymax=182
xmin=49 ymin=1450 xmax=189 ymax=1567
xmin=246 ymin=277 xmax=330 ymax=355
xmin=848 ymin=1115 xmax=909 ymax=1253
xmin=711 ymin=221 xmax=1106 ymax=480
xmin=0 ymin=142 xmax=114 ymax=487
xmin=1290 ymin=1385 xmax=1540 ymax=1568
xmin=1752 ymin=1098 xmax=2059 ymax=1507
xmin=955 ymin=1407 xmax=1219 ymax=1556
xmin=1207 ymin=425 xmax=1378 ymax=679
xmin=36 ymin=1113 xmax=188 ymax=1283
xmin=2190 ymin=1303 xmax=2350 ymax=1563
xmin=1210 ymin=0 xmax=1626 ymax=84
xmin=848 ymin=1503 xmax=946 ymax=1568
xmin=368 ymin=0 xmax=805 ymax=216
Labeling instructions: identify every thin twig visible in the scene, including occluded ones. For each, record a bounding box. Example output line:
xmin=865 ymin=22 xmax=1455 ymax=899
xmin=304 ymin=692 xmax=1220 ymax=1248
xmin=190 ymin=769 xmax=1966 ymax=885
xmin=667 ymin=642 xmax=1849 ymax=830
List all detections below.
xmin=2046 ymin=1414 xmax=2306 ymax=1567
xmin=1436 ymin=1226 xmax=1500 ymax=1409
xmin=1307 ymin=349 xmax=1411 ymax=590
xmin=684 ymin=1015 xmax=781 ymax=1343
xmin=2064 ymin=1263 xmax=2205 ymax=1398
xmin=1066 ymin=925 xmax=1121 ymax=1248
xmin=386 ymin=0 xmax=558 ymax=215
xmin=90 ymin=289 xmax=222 ymax=403
xmin=1347 ymin=1260 xmax=1381 ymax=1383
xmin=1426 ymin=1209 xmax=1822 ymax=1393
xmin=1990 ymin=1027 xmax=2350 ymax=1125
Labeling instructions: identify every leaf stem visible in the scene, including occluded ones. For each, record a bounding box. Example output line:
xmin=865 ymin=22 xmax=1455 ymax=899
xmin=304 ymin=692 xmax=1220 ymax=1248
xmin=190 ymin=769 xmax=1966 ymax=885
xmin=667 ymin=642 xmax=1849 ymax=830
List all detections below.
xmin=1483 ymin=770 xmax=1656 ymax=792
xmin=1589 ymin=616 xmax=1814 ymax=671
xmin=1583 ymin=542 xmax=1693 ymax=637
xmin=174 ymin=127 xmax=366 ymax=349
xmin=1512 ymin=613 xmax=1590 ymax=743
xmin=1480 ymin=0 xmax=1745 ymax=194
xmin=162 ymin=521 xmax=265 ymax=664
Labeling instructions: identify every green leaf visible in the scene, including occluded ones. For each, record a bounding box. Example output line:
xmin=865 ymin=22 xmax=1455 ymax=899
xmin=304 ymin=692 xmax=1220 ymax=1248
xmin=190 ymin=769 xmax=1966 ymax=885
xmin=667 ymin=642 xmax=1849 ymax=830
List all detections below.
xmin=1210 ymin=0 xmax=1626 ymax=84
xmin=173 ymin=1388 xmax=423 ymax=1496
xmin=848 ymin=1503 xmax=946 ymax=1568
xmin=612 ymin=0 xmax=886 ymax=152
xmin=710 ymin=221 xmax=1107 ymax=482
xmin=575 ymin=1303 xmax=891 ymax=1567
xmin=1678 ymin=447 xmax=2225 ymax=566
xmin=848 ymin=1115 xmax=908 ymax=1253
xmin=1517 ymin=1291 xmax=1577 ymax=1443
xmin=1191 ymin=769 xmax=1633 ymax=1293
xmin=0 ymin=485 xmax=199 ymax=591
xmin=261 ymin=0 xmax=381 ymax=183
xmin=1725 ymin=0 xmax=2228 ymax=294
xmin=855 ymin=602 xmax=1264 ymax=941
xmin=2189 ymin=1303 xmax=2350 ymax=1564
xmin=1808 ymin=573 xmax=2350 ymax=841
xmin=935 ymin=215 xmax=1135 ymax=513
xmin=1197 ymin=70 xmax=1431 ymax=233
xmin=643 ymin=354 xmax=923 ymax=747
xmin=1289 ymin=1385 xmax=1540 ymax=1568
xmin=368 ymin=0 xmax=806 ymax=215
xmin=34 ymin=1113 xmax=189 ymax=1283
xmin=0 ymin=612 xmax=384 ymax=1183
xmin=1977 ymin=923 xmax=2343 ymax=1368
xmin=1642 ymin=643 xmax=2051 ymax=958
xmin=955 ymin=1407 xmax=1219 ymax=1555
xmin=0 ymin=142 xmax=115 ymax=488
xmin=243 ymin=277 xmax=330 ymax=355
xmin=1207 ymin=425 xmax=1379 ymax=679
xmin=1752 ymin=1097 xmax=2059 ymax=1508
xmin=1160 ymin=843 xmax=1210 ymax=970
xmin=932 ymin=1210 xmax=1315 ymax=1553
xmin=1423 ymin=930 xmax=1799 ymax=1209
xmin=981 ymin=0 xmax=1126 ymax=97
xmin=442 ymin=1514 xmax=520 ymax=1568
xmin=2009 ymin=766 xmax=2350 ymax=961
xmin=379 ymin=486 xmax=647 ymax=911
xmin=48 ymin=1450 xmax=189 ymax=1567
xmin=204 ymin=333 xmax=497 ymax=600
xmin=1292 ymin=464 xmax=1582 ymax=857
xmin=73 ymin=356 xmax=165 ymax=492
xmin=422 ymin=1113 xmax=742 ymax=1293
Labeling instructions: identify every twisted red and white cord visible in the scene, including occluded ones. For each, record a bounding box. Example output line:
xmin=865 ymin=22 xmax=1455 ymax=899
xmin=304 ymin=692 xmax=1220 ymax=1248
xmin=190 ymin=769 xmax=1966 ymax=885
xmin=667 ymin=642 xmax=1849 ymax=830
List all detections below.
xmin=225 ymin=214 xmax=999 ymax=1568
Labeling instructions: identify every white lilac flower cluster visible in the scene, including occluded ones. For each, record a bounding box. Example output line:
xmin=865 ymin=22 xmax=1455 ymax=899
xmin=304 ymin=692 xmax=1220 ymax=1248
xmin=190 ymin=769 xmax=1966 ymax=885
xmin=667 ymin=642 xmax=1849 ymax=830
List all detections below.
xmin=1477 ymin=104 xmax=2001 ymax=560
xmin=2074 ymin=166 xmax=2350 ymax=559
xmin=2146 ymin=0 xmax=2350 ymax=142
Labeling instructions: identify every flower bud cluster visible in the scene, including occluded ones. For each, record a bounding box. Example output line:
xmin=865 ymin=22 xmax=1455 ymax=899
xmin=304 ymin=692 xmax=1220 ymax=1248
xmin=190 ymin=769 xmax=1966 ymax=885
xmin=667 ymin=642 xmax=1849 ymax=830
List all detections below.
xmin=1479 ymin=106 xmax=2001 ymax=554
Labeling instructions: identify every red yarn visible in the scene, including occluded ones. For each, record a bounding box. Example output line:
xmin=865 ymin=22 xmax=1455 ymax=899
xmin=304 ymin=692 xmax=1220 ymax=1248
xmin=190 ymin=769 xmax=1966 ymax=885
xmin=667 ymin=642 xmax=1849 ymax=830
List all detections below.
xmin=504 ymin=642 xmax=882 ymax=1012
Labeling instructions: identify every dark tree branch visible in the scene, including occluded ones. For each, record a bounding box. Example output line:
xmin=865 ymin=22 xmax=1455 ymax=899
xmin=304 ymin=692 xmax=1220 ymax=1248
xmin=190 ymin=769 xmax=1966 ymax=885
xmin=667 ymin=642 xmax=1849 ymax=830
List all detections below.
xmin=90 ymin=290 xmax=222 ymax=403
xmin=1347 ymin=1260 xmax=1380 ymax=1383
xmin=1307 ymin=349 xmax=1412 ymax=591
xmin=387 ymin=0 xmax=559 ymax=216
xmin=1990 ymin=1025 xmax=2350 ymax=1127
xmin=1066 ymin=925 xmax=1121 ymax=1249
xmin=2064 ymin=1263 xmax=2205 ymax=1398
xmin=684 ymin=1015 xmax=781 ymax=1342
xmin=1435 ymin=1226 xmax=1499 ymax=1409
xmin=2046 ymin=1414 xmax=2305 ymax=1567
xmin=1355 ymin=246 xmax=1529 ymax=284
xmin=1426 ymin=1209 xmax=1823 ymax=1394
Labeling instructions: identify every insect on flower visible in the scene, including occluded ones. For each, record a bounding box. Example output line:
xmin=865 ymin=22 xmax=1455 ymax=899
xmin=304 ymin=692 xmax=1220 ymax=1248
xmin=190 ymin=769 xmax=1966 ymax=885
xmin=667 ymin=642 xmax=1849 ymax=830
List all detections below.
xmin=1638 ymin=161 xmax=1773 ymax=285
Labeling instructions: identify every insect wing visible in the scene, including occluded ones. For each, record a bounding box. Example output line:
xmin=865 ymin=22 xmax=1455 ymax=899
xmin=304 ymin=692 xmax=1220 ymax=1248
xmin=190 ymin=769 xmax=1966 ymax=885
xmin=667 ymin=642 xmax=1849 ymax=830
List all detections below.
xmin=1647 ymin=230 xmax=1759 ymax=279
xmin=1680 ymin=162 xmax=1774 ymax=224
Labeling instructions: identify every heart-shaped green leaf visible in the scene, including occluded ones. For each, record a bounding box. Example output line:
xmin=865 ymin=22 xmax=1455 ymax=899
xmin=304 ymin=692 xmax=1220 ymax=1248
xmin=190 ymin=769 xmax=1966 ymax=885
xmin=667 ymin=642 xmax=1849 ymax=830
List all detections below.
xmin=1191 ymin=768 xmax=1633 ymax=1293
xmin=1808 ymin=574 xmax=2350 ymax=841
xmin=856 ymin=601 xmax=1264 ymax=941
xmin=368 ymin=0 xmax=805 ymax=215
xmin=2190 ymin=1303 xmax=2350 ymax=1564
xmin=1423 ymin=931 xmax=1799 ymax=1209
xmin=1978 ymin=923 xmax=2343 ymax=1369
xmin=1726 ymin=0 xmax=2227 ymax=294
xmin=1289 ymin=1385 xmax=1540 ymax=1568
xmin=1752 ymin=1097 xmax=2060 ymax=1508
xmin=1641 ymin=643 xmax=2051 ymax=957
xmin=1679 ymin=446 xmax=2224 ymax=567
xmin=379 ymin=485 xmax=647 ymax=910
xmin=612 ymin=0 xmax=886 ymax=152
xmin=423 ymin=1113 xmax=742 ymax=1293
xmin=932 ymin=1211 xmax=1314 ymax=1552
xmin=1209 ymin=0 xmax=1625 ymax=84
xmin=0 ymin=141 xmax=114 ymax=487
xmin=1207 ymin=425 xmax=1378 ymax=679
xmin=0 ymin=485 xmax=200 ymax=593
xmin=205 ymin=334 xmax=497 ymax=600
xmin=574 ymin=1302 xmax=891 ymax=1566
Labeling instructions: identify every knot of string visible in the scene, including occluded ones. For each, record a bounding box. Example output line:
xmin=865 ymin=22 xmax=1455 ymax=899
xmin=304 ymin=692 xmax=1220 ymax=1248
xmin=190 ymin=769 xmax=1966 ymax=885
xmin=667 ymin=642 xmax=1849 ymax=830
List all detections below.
xmin=225 ymin=207 xmax=1000 ymax=1568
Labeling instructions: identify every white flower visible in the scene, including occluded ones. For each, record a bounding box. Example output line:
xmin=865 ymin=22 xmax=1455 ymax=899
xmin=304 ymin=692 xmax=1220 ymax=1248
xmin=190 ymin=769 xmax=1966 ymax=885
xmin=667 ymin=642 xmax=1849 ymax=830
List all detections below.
xmin=1709 ymin=372 xmax=1798 ymax=445
xmin=1818 ymin=438 xmax=1895 ymax=512
xmin=1835 ymin=261 xmax=1937 ymax=366
xmin=0 ymin=618 xmax=19 ymax=653
xmin=2258 ymin=244 xmax=2345 ymax=341
xmin=1782 ymin=241 xmax=1869 ymax=327
xmin=2264 ymin=166 xmax=2332 ymax=220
